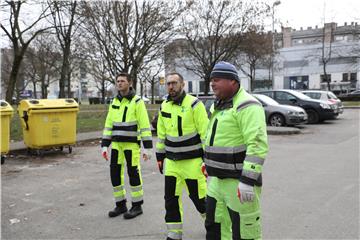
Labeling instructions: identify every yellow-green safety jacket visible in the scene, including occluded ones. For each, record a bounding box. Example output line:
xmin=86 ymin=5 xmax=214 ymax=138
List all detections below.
xmin=156 ymin=92 xmax=209 ymax=162
xmin=204 ymin=87 xmax=268 ymax=186
xmin=101 ymin=92 xmax=153 ymax=149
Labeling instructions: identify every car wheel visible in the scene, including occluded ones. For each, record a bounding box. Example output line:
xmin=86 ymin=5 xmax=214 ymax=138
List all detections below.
xmin=306 ymin=109 xmax=319 ymax=124
xmin=269 ymin=113 xmax=285 ymax=127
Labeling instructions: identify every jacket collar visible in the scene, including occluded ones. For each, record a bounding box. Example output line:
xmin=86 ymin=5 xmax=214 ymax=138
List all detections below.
xmin=214 ymin=86 xmax=242 ymax=110
xmin=117 ymin=87 xmax=135 ymax=101
xmin=167 ymin=90 xmax=186 ymax=106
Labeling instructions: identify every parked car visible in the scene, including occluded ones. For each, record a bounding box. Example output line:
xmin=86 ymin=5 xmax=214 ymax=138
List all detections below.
xmin=253 ymin=94 xmax=307 ymax=127
xmin=197 ymin=95 xmax=215 ymax=117
xmin=347 ymin=90 xmax=360 ymax=97
xmin=301 ymin=90 xmax=343 ymax=115
xmin=255 ymin=89 xmax=338 ymax=124
xmin=151 ymin=95 xmax=215 ymax=131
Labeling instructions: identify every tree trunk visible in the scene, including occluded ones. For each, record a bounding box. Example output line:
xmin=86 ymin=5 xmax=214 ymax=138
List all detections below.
xmin=101 ymin=78 xmax=106 ymax=103
xmin=59 ymin=44 xmax=71 ymax=98
xmin=33 ymin=81 xmax=37 ymax=99
xmin=151 ymin=79 xmax=155 ymax=104
xmin=5 ymin=53 xmax=24 ymax=102
xmin=323 ymin=63 xmax=330 ymax=91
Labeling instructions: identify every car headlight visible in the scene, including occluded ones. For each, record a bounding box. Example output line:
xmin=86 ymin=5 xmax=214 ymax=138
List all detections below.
xmin=320 ymin=103 xmax=331 ymax=109
xmin=287 ymin=111 xmax=298 ymax=116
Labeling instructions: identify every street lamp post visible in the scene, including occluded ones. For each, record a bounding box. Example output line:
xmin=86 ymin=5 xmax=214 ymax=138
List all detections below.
xmin=271 ymin=0 xmax=281 ymax=89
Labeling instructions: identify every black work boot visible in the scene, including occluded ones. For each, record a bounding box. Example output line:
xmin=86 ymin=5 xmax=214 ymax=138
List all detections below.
xmin=108 ymin=201 xmax=127 ymax=218
xmin=123 ymin=205 xmax=143 ymax=219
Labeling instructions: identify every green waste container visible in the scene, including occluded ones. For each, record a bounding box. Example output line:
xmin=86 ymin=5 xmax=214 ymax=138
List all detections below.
xmin=18 ymin=99 xmax=79 ymax=153
xmin=1 ymin=100 xmax=13 ymax=164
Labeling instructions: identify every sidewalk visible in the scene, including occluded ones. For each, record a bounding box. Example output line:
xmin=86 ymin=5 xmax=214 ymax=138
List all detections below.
xmin=9 ymin=127 xmax=299 ymax=152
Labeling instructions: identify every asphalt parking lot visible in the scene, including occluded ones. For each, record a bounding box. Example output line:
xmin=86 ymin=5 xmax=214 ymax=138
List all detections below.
xmin=1 ymin=109 xmax=359 ymax=239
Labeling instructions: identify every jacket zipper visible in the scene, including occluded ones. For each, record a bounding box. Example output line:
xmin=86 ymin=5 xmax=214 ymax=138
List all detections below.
xmin=209 ymin=119 xmax=218 ymax=146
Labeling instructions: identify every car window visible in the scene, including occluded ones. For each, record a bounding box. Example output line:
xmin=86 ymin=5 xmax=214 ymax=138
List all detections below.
xmin=303 ymin=92 xmax=321 ymax=99
xmin=276 ymin=92 xmax=296 ymax=101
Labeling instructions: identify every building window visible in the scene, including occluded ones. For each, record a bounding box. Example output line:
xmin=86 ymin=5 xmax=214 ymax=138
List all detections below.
xmin=199 ymin=81 xmax=205 ymax=93
xmin=342 ymin=73 xmax=348 ymax=81
xmin=188 ymin=81 xmax=193 ymax=93
xmin=289 ymin=76 xmax=309 ymax=90
xmin=350 ymin=73 xmax=357 ymax=81
xmin=320 ymin=74 xmax=331 ymax=83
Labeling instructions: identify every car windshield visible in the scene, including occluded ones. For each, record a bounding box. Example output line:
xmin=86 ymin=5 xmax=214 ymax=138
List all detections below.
xmin=327 ymin=92 xmax=338 ymax=99
xmin=253 ymin=94 xmax=279 ymax=105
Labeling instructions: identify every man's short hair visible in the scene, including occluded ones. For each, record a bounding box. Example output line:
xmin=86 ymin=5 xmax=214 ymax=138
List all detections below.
xmin=116 ymin=72 xmax=131 ymax=82
xmin=166 ymin=72 xmax=184 ymax=82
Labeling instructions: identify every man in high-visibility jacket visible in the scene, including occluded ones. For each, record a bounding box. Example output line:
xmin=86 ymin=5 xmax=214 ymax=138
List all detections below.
xmin=101 ymin=73 xmax=153 ymax=219
xmin=156 ymin=72 xmax=209 ymax=240
xmin=204 ymin=61 xmax=268 ymax=240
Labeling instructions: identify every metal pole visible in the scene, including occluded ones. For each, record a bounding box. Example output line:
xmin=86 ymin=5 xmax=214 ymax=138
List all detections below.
xmin=272 ymin=1 xmax=281 ymax=89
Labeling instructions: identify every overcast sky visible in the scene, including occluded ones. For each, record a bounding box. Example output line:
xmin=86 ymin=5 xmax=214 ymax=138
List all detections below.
xmin=1 ymin=0 xmax=359 ymax=48
xmin=271 ymin=0 xmax=360 ymax=31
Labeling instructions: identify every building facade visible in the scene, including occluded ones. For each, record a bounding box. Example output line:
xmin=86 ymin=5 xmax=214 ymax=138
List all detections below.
xmin=164 ymin=22 xmax=360 ymax=95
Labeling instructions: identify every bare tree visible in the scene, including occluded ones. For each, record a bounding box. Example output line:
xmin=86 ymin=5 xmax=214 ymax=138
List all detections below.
xmin=138 ymin=57 xmax=164 ymax=103
xmin=22 ymin=34 xmax=62 ymax=99
xmin=0 ymin=1 xmax=51 ymax=102
xmin=81 ymin=0 xmax=186 ymax=92
xmin=175 ymin=0 xmax=269 ymax=95
xmin=320 ymin=23 xmax=335 ymax=91
xmin=48 ymin=0 xmax=81 ymax=98
xmin=236 ymin=25 xmax=273 ymax=92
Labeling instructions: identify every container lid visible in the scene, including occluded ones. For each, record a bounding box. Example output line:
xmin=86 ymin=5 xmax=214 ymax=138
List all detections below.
xmin=18 ymin=99 xmax=79 ymax=111
xmin=0 ymin=100 xmax=14 ymax=114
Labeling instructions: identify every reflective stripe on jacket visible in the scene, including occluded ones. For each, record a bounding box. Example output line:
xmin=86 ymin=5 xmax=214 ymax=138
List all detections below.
xmin=101 ymin=95 xmax=153 ymax=149
xmin=156 ymin=93 xmax=209 ymax=161
xmin=204 ymin=87 xmax=268 ymax=186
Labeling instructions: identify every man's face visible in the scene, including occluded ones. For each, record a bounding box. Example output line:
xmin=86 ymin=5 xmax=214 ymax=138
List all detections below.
xmin=166 ymin=74 xmax=184 ymax=98
xmin=211 ymin=78 xmax=236 ymax=99
xmin=116 ymin=76 xmax=131 ymax=92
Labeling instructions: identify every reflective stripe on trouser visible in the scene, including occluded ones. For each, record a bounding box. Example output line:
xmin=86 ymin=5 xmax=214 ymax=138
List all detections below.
xmin=111 ymin=142 xmax=143 ymax=205
xmin=205 ymin=177 xmax=262 ymax=240
xmin=164 ymin=157 xmax=207 ymax=239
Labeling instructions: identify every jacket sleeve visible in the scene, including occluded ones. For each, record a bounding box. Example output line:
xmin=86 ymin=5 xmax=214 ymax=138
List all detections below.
xmin=156 ymin=105 xmax=166 ymax=162
xmin=191 ymin=98 xmax=209 ymax=149
xmin=101 ymin=103 xmax=113 ymax=147
xmin=135 ymin=98 xmax=153 ymax=149
xmin=236 ymin=101 xmax=268 ymax=186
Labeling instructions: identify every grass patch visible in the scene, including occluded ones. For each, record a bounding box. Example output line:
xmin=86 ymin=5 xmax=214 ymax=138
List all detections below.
xmin=343 ymin=101 xmax=360 ymax=106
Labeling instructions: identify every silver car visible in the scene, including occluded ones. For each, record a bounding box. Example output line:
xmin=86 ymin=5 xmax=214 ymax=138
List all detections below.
xmin=301 ymin=90 xmax=343 ymax=115
xmin=253 ymin=94 xmax=308 ymax=127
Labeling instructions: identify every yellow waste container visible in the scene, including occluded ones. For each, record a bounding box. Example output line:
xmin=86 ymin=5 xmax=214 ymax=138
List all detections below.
xmin=18 ymin=99 xmax=79 ymax=152
xmin=1 ymin=100 xmax=13 ymax=163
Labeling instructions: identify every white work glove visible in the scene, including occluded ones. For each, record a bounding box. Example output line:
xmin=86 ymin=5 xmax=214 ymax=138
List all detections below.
xmin=142 ymin=148 xmax=153 ymax=161
xmin=101 ymin=147 xmax=109 ymax=161
xmin=237 ymin=182 xmax=254 ymax=203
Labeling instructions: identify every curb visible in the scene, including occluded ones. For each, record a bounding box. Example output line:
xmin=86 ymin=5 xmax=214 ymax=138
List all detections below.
xmin=267 ymin=126 xmax=301 ymax=135
xmin=9 ymin=126 xmax=299 ymax=153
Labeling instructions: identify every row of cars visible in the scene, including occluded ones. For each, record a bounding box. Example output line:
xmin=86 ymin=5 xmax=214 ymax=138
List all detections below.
xmin=151 ymin=89 xmax=344 ymax=129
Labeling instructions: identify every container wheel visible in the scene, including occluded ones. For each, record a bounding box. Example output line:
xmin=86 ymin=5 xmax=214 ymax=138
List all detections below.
xmin=36 ymin=149 xmax=44 ymax=157
xmin=1 ymin=156 xmax=5 ymax=165
xmin=68 ymin=146 xmax=72 ymax=154
xmin=59 ymin=146 xmax=64 ymax=151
